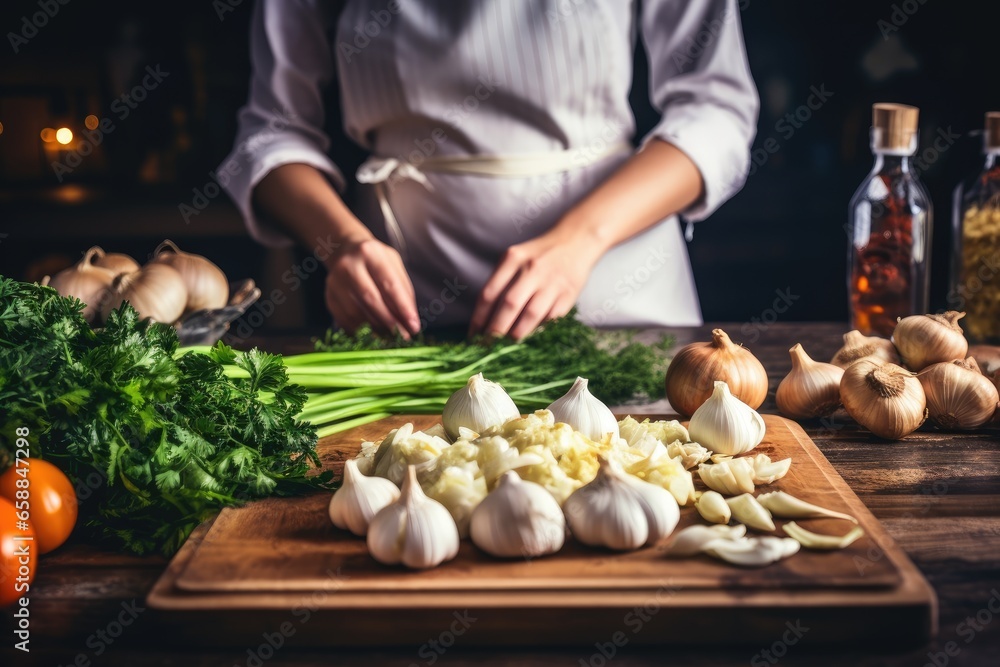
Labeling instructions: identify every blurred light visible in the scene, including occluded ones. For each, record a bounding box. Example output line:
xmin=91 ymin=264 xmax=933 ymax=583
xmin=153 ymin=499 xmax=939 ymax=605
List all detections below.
xmin=84 ymin=115 xmax=99 ymax=130
xmin=55 ymin=127 xmax=73 ymax=144
xmin=40 ymin=128 xmax=56 ymax=142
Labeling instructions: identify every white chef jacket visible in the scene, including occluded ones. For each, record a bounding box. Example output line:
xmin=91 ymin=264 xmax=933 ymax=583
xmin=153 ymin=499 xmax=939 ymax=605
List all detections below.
xmin=222 ymin=0 xmax=758 ymax=328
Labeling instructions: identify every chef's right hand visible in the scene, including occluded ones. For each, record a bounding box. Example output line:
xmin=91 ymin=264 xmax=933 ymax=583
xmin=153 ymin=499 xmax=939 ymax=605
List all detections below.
xmin=323 ymin=236 xmax=421 ymax=339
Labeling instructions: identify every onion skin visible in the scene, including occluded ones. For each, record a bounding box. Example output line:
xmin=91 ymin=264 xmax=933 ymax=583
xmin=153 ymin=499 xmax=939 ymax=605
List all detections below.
xmin=100 ymin=264 xmax=188 ymax=324
xmin=892 ymin=312 xmax=968 ymax=371
xmin=665 ymin=329 xmax=767 ymax=417
xmin=776 ymin=344 xmax=844 ymax=419
xmin=917 ymin=358 xmax=999 ymax=430
xmin=150 ymin=240 xmax=229 ymax=313
xmin=840 ymin=359 xmax=927 ymax=440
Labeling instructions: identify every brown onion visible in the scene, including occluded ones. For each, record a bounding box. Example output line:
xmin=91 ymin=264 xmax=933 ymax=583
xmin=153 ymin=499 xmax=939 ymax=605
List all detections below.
xmin=44 ymin=247 xmax=117 ymax=324
xmin=150 ymin=240 xmax=228 ymax=312
xmin=91 ymin=247 xmax=140 ymax=274
xmin=665 ymin=329 xmax=767 ymax=417
xmin=830 ymin=330 xmax=900 ymax=369
xmin=918 ymin=358 xmax=999 ymax=430
xmin=776 ymin=344 xmax=844 ymax=419
xmin=892 ymin=311 xmax=968 ymax=371
xmin=100 ymin=263 xmax=188 ymax=324
xmin=840 ymin=359 xmax=926 ymax=440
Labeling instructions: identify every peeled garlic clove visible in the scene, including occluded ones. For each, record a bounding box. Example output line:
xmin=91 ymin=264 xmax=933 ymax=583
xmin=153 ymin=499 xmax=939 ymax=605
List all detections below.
xmin=100 ymin=263 xmax=188 ymax=324
xmin=777 ymin=344 xmax=845 ymax=419
xmin=329 ymin=458 xmax=401 ymax=536
xmin=697 ymin=458 xmax=755 ymax=496
xmin=664 ymin=524 xmax=746 ymax=557
xmin=470 ymin=471 xmax=565 ymax=558
xmin=726 ymin=493 xmax=775 ymax=532
xmin=695 ymin=490 xmax=731 ymax=524
xmin=830 ymin=330 xmax=900 ymax=369
xmin=918 ymin=358 xmax=999 ymax=430
xmin=367 ymin=465 xmax=460 ymax=569
xmin=892 ymin=311 xmax=969 ymax=371
xmin=757 ymin=491 xmax=858 ymax=524
xmin=750 ymin=455 xmax=792 ymax=485
xmin=665 ymin=441 xmax=712 ymax=470
xmin=703 ymin=536 xmax=800 ymax=567
xmin=150 ymin=239 xmax=229 ymax=313
xmin=783 ymin=522 xmax=864 ymax=550
xmin=443 ymin=373 xmax=521 ymax=440
xmin=547 ymin=376 xmax=620 ymax=441
xmin=840 ymin=359 xmax=927 ymax=440
xmin=688 ymin=381 xmax=766 ymax=456
xmin=564 ymin=459 xmax=673 ymax=550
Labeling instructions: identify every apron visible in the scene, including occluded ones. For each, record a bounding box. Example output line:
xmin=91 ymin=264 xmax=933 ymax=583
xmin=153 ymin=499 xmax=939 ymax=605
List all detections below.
xmin=333 ymin=1 xmax=703 ymax=329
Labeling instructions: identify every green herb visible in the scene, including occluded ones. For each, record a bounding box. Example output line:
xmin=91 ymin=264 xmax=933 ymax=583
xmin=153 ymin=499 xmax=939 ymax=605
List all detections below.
xmin=0 ymin=277 xmax=325 ymax=556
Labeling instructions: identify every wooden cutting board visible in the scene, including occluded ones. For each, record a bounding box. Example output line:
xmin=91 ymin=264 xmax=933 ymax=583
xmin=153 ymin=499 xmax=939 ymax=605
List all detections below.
xmin=147 ymin=414 xmax=937 ymax=647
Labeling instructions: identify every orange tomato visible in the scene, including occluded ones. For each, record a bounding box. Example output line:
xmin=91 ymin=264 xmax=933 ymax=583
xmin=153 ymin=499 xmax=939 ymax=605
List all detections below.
xmin=0 ymin=459 xmax=78 ymax=554
xmin=0 ymin=496 xmax=37 ymax=607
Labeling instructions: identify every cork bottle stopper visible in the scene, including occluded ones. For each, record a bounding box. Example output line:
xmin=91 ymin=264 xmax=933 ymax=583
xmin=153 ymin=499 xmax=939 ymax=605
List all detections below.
xmin=986 ymin=112 xmax=1000 ymax=150
xmin=872 ymin=103 xmax=919 ymax=152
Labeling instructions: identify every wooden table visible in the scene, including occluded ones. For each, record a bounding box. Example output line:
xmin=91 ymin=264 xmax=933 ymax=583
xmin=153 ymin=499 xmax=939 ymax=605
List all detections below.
xmin=4 ymin=322 xmax=999 ymax=666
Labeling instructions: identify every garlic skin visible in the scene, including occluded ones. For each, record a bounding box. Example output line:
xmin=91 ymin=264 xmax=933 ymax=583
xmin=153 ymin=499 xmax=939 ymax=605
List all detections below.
xmin=91 ymin=247 xmax=140 ymax=275
xmin=367 ymin=466 xmax=460 ymax=569
xmin=892 ymin=311 xmax=969 ymax=371
xmin=442 ymin=373 xmax=520 ymax=440
xmin=665 ymin=328 xmax=768 ymax=417
xmin=840 ymin=359 xmax=927 ymax=440
xmin=470 ymin=471 xmax=565 ymax=558
xmin=688 ymin=381 xmax=766 ymax=456
xmin=150 ymin=240 xmax=229 ymax=313
xmin=830 ymin=330 xmax=900 ymax=369
xmin=44 ymin=247 xmax=118 ymax=324
xmin=329 ymin=458 xmax=400 ymax=536
xmin=100 ymin=263 xmax=188 ymax=324
xmin=726 ymin=493 xmax=775 ymax=532
xmin=777 ymin=344 xmax=844 ymax=419
xmin=918 ymin=358 xmax=999 ymax=430
xmin=695 ymin=490 xmax=731 ymax=524
xmin=546 ymin=377 xmax=619 ymax=441
xmin=563 ymin=459 xmax=678 ymax=550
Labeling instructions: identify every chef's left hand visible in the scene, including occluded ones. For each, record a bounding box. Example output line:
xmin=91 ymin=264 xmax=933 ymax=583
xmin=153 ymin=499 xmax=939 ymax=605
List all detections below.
xmin=469 ymin=230 xmax=603 ymax=340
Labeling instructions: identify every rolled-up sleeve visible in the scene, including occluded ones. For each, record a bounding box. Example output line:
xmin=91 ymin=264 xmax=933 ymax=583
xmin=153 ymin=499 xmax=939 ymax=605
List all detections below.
xmin=220 ymin=0 xmax=344 ymax=247
xmin=640 ymin=0 xmax=759 ymax=223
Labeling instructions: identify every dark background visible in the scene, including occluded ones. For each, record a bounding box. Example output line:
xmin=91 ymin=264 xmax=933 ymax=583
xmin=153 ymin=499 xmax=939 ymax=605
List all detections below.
xmin=0 ymin=0 xmax=996 ymax=334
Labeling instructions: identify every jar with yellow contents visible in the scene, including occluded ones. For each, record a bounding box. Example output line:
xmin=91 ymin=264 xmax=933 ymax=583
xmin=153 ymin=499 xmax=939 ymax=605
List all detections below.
xmin=951 ymin=112 xmax=1000 ymax=344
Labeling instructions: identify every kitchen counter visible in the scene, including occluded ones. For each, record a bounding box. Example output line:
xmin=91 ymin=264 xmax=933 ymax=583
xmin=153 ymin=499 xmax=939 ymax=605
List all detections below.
xmin=4 ymin=322 xmax=999 ymax=667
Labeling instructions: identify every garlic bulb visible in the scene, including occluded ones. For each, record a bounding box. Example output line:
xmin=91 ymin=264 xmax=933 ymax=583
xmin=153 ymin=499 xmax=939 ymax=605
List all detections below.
xmin=546 ymin=376 xmax=619 ymax=440
xmin=830 ymin=330 xmax=900 ymax=369
xmin=442 ymin=373 xmax=520 ymax=439
xmin=840 ymin=359 xmax=926 ymax=440
xmin=726 ymin=493 xmax=775 ymax=532
xmin=918 ymin=358 xmax=999 ymax=430
xmin=757 ymin=491 xmax=857 ymax=524
xmin=892 ymin=311 xmax=969 ymax=371
xmin=469 ymin=471 xmax=565 ymax=558
xmin=695 ymin=490 xmax=731 ymax=524
xmin=776 ymin=344 xmax=845 ymax=419
xmin=367 ymin=465 xmax=460 ymax=569
xmin=329 ymin=458 xmax=400 ymax=536
xmin=664 ymin=328 xmax=768 ymax=417
xmin=783 ymin=522 xmax=864 ymax=551
xmin=688 ymin=381 xmax=766 ymax=456
xmin=91 ymin=247 xmax=140 ymax=274
xmin=150 ymin=239 xmax=229 ymax=313
xmin=563 ymin=459 xmax=679 ymax=550
xmin=100 ymin=263 xmax=188 ymax=324
xmin=44 ymin=247 xmax=118 ymax=324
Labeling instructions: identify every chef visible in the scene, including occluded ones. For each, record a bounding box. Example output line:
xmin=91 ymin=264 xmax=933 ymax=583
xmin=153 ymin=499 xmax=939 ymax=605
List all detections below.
xmin=222 ymin=0 xmax=758 ymax=339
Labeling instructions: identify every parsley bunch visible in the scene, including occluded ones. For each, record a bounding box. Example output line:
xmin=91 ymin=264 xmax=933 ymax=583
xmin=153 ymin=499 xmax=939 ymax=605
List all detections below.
xmin=0 ymin=277 xmax=324 ymax=556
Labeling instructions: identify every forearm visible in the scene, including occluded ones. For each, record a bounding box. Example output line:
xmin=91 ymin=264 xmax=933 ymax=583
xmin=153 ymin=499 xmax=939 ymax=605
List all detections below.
xmin=252 ymin=163 xmax=373 ymax=254
xmin=548 ymin=139 xmax=704 ymax=256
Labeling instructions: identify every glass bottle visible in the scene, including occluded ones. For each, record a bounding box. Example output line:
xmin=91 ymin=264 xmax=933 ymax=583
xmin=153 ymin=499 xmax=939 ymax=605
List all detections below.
xmin=950 ymin=113 xmax=1000 ymax=344
xmin=848 ymin=103 xmax=932 ymax=337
